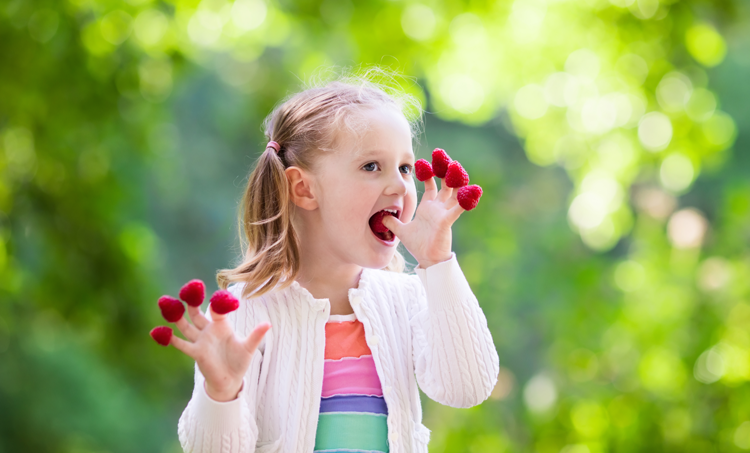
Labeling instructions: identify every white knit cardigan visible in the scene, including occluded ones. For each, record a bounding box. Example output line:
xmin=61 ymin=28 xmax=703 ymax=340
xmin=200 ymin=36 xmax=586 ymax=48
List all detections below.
xmin=177 ymin=252 xmax=500 ymax=453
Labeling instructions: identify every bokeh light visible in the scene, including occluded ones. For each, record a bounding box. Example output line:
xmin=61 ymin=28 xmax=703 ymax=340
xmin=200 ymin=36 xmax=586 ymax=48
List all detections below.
xmin=660 ymin=153 xmax=695 ymax=193
xmin=638 ymin=112 xmax=673 ymax=151
xmin=514 ymin=84 xmax=548 ymax=120
xmin=686 ymin=23 xmax=727 ymax=67
xmin=667 ymin=208 xmax=708 ymax=249
xmin=524 ymin=373 xmax=557 ymax=413
xmin=401 ymin=4 xmax=437 ymax=41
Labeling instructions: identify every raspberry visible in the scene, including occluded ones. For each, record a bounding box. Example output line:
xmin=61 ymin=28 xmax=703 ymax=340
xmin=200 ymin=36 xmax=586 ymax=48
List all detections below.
xmin=414 ymin=159 xmax=434 ymax=181
xmin=457 ymin=184 xmax=483 ymax=211
xmin=369 ymin=210 xmax=394 ymax=234
xmin=179 ymin=279 xmax=205 ymax=307
xmin=158 ymin=295 xmax=185 ymax=322
xmin=445 ymin=161 xmax=469 ymax=188
xmin=150 ymin=326 xmax=173 ymax=346
xmin=210 ymin=290 xmax=240 ymax=315
xmin=431 ymin=148 xmax=452 ymax=178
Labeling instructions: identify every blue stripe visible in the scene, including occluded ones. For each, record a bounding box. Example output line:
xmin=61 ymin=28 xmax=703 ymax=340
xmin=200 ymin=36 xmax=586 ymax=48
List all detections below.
xmin=319 ymin=395 xmax=388 ymax=415
xmin=314 ymin=450 xmax=386 ymax=453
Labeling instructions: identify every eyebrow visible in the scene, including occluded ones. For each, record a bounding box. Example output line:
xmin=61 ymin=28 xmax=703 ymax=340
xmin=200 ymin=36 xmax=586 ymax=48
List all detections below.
xmin=356 ymin=148 xmax=415 ymax=161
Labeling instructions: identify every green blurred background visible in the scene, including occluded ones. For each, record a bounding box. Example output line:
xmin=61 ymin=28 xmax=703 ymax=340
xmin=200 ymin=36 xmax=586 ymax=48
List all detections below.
xmin=1 ymin=0 xmax=749 ymax=451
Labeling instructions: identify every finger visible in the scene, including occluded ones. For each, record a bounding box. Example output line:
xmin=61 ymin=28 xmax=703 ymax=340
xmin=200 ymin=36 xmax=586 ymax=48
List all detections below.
xmin=444 ymin=185 xmax=459 ymax=210
xmin=381 ymin=215 xmax=404 ymax=237
xmin=187 ymin=305 xmax=209 ymax=330
xmin=175 ymin=316 xmax=200 ymax=342
xmin=422 ymin=176 xmax=438 ymax=202
xmin=170 ymin=334 xmax=197 ymax=358
xmin=209 ymin=291 xmax=240 ymax=322
xmin=447 ymin=201 xmax=465 ymax=223
xmin=437 ymin=183 xmax=454 ymax=204
xmin=209 ymin=304 xmax=228 ymax=324
xmin=244 ymin=322 xmax=272 ymax=354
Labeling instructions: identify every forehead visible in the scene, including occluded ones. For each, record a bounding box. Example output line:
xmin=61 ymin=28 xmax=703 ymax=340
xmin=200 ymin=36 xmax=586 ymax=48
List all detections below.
xmin=346 ymin=107 xmax=414 ymax=160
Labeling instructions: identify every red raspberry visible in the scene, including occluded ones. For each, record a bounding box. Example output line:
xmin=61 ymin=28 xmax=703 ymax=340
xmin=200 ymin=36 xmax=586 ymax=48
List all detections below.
xmin=431 ymin=148 xmax=452 ymax=178
xmin=150 ymin=326 xmax=173 ymax=346
xmin=414 ymin=159 xmax=434 ymax=181
xmin=158 ymin=295 xmax=185 ymax=322
xmin=210 ymin=290 xmax=240 ymax=315
xmin=457 ymin=184 xmax=483 ymax=210
xmin=179 ymin=279 xmax=205 ymax=307
xmin=369 ymin=210 xmax=394 ymax=234
xmin=445 ymin=161 xmax=469 ymax=188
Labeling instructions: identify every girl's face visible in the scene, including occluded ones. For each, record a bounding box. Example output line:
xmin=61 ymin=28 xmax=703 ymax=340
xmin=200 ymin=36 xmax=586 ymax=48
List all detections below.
xmin=310 ymin=106 xmax=417 ymax=270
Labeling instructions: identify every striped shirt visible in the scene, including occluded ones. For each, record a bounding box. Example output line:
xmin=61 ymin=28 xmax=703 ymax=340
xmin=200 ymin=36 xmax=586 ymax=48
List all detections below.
xmin=314 ymin=312 xmax=389 ymax=453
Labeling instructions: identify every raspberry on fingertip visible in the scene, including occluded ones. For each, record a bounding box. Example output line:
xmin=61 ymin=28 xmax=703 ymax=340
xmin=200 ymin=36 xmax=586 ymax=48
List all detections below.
xmin=210 ymin=290 xmax=240 ymax=315
xmin=414 ymin=159 xmax=434 ymax=181
xmin=158 ymin=295 xmax=185 ymax=322
xmin=431 ymin=148 xmax=452 ymax=179
xmin=179 ymin=279 xmax=205 ymax=307
xmin=445 ymin=161 xmax=470 ymax=188
xmin=457 ymin=184 xmax=483 ymax=210
xmin=150 ymin=326 xmax=173 ymax=346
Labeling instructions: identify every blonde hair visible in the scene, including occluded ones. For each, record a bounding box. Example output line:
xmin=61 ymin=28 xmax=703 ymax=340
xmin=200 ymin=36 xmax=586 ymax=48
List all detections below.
xmin=216 ymin=65 xmax=424 ymax=300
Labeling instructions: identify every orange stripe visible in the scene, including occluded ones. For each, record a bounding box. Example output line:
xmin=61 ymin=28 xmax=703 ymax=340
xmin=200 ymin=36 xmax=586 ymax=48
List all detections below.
xmin=324 ymin=320 xmax=372 ymax=360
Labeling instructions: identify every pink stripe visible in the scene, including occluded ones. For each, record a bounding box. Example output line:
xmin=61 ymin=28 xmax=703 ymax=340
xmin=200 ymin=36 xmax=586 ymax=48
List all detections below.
xmin=321 ymin=355 xmax=383 ymax=398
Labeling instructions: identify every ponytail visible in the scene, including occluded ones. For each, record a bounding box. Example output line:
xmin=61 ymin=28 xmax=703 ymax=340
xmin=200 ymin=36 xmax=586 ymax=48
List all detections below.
xmin=216 ymin=144 xmax=300 ymax=301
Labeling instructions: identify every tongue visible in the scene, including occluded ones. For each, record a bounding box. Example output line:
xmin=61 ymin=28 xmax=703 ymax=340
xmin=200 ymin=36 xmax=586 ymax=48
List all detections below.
xmin=369 ymin=210 xmax=395 ymax=240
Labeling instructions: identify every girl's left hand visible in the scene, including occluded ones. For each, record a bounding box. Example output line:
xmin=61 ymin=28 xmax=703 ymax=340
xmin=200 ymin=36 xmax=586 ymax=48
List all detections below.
xmin=381 ymin=176 xmax=464 ymax=269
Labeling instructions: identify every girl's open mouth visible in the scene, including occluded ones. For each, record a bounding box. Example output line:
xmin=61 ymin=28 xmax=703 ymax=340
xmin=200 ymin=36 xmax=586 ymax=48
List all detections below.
xmin=368 ymin=209 xmax=399 ymax=243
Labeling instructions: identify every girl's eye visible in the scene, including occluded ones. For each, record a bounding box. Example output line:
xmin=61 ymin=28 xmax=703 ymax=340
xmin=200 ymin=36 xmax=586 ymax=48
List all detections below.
xmin=362 ymin=162 xmax=413 ymax=174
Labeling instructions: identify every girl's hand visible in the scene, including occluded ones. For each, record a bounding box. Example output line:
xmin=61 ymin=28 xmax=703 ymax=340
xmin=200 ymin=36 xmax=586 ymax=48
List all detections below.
xmin=382 ymin=175 xmax=464 ymax=269
xmin=164 ymin=303 xmax=271 ymax=402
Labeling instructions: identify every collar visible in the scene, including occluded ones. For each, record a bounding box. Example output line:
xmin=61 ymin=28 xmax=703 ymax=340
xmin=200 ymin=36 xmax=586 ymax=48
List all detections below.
xmin=284 ymin=266 xmax=374 ymax=312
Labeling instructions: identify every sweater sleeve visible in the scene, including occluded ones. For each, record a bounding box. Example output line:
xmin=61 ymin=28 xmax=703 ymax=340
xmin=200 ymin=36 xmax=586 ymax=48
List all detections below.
xmin=407 ymin=252 xmax=500 ymax=408
xmin=177 ymin=283 xmax=262 ymax=452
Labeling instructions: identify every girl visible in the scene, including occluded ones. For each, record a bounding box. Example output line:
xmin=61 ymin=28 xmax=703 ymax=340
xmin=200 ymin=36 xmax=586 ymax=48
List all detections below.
xmin=160 ymin=69 xmax=500 ymax=453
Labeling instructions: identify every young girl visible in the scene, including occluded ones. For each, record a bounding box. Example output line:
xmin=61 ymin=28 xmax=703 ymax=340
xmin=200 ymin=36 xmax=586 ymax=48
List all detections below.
xmin=160 ymin=70 xmax=499 ymax=453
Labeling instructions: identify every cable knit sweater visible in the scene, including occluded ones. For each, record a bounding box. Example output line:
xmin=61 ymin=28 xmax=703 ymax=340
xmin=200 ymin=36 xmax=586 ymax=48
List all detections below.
xmin=177 ymin=252 xmax=500 ymax=453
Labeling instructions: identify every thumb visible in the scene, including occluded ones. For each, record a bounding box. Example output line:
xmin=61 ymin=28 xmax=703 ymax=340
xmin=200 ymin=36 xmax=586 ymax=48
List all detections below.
xmin=244 ymin=322 xmax=271 ymax=354
xmin=381 ymin=214 xmax=404 ymax=235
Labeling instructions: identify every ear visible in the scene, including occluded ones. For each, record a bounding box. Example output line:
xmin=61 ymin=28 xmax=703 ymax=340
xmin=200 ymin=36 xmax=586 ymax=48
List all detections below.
xmin=285 ymin=166 xmax=318 ymax=211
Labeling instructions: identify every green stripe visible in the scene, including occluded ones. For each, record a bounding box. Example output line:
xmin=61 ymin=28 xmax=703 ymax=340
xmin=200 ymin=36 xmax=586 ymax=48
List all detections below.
xmin=314 ymin=412 xmax=389 ymax=452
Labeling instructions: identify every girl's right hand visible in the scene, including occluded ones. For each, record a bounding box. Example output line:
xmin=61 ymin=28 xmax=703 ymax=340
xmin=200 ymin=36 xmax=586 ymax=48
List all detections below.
xmin=165 ymin=303 xmax=271 ymax=402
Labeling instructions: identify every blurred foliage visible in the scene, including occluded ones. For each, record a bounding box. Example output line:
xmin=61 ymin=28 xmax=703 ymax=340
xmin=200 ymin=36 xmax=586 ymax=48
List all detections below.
xmin=1 ymin=0 xmax=749 ymax=452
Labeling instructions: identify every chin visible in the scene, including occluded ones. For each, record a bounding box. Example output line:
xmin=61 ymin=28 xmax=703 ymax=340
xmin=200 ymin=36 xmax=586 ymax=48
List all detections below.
xmin=361 ymin=247 xmax=397 ymax=270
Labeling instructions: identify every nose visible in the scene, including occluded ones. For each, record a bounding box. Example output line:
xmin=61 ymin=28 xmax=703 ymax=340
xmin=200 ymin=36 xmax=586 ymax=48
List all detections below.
xmin=384 ymin=168 xmax=408 ymax=196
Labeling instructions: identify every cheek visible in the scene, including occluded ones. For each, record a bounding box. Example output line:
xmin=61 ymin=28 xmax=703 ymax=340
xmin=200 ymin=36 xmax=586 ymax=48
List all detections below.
xmin=335 ymin=200 xmax=364 ymax=229
xmin=404 ymin=183 xmax=418 ymax=220
xmin=333 ymin=184 xmax=374 ymax=227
